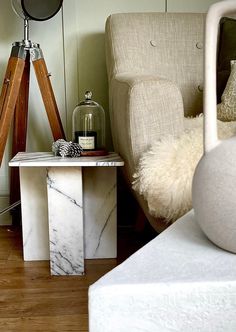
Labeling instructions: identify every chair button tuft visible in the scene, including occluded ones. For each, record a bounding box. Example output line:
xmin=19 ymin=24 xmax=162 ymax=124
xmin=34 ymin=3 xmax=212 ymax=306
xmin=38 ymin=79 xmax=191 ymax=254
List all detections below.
xmin=196 ymin=42 xmax=203 ymax=49
xmin=198 ymin=84 xmax=203 ymax=92
xmin=150 ymin=40 xmax=157 ymax=47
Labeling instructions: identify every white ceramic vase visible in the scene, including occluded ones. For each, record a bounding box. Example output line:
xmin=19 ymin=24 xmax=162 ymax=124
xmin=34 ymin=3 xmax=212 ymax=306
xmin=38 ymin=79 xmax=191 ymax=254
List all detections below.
xmin=192 ymin=0 xmax=236 ymax=253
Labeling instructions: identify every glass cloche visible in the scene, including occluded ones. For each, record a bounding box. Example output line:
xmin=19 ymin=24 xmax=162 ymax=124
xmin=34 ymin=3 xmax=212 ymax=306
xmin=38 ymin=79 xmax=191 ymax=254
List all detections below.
xmin=72 ymin=91 xmax=105 ymax=151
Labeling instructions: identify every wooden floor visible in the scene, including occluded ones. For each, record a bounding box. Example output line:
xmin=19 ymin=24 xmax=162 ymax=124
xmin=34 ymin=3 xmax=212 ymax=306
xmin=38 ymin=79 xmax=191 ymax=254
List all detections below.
xmin=0 ymin=223 xmax=156 ymax=331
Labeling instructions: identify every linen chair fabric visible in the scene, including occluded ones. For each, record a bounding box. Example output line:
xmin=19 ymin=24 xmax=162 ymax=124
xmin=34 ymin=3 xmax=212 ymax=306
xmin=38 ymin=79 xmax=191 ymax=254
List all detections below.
xmin=105 ymin=12 xmax=205 ymax=231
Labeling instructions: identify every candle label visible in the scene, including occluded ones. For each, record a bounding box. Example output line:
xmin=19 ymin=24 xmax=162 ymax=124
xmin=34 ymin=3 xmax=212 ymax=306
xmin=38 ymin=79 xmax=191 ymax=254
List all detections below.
xmin=74 ymin=131 xmax=97 ymax=150
xmin=78 ymin=136 xmax=95 ymax=150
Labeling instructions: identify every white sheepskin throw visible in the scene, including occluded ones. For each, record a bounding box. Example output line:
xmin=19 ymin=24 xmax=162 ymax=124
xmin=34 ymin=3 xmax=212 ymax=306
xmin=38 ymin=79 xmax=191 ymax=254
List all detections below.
xmin=133 ymin=116 xmax=236 ymax=222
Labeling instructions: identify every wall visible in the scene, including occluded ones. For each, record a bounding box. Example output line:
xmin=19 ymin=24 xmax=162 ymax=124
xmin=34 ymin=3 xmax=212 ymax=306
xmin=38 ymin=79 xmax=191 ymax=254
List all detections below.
xmin=167 ymin=0 xmax=219 ymax=12
xmin=0 ymin=0 xmax=220 ymax=224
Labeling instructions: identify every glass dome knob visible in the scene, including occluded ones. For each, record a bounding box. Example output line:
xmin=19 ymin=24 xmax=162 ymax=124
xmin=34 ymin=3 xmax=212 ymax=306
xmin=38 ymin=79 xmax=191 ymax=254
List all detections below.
xmin=85 ymin=91 xmax=92 ymax=100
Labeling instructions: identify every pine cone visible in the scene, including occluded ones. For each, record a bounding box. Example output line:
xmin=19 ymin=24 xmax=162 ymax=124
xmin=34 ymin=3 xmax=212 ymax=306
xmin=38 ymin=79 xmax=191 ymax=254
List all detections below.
xmin=52 ymin=139 xmax=83 ymax=158
xmin=58 ymin=141 xmax=72 ymax=157
xmin=52 ymin=139 xmax=66 ymax=156
xmin=69 ymin=142 xmax=83 ymax=157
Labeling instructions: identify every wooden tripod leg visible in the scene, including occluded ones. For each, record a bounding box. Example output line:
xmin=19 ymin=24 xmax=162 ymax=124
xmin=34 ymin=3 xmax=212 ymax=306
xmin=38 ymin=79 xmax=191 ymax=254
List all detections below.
xmin=32 ymin=58 xmax=66 ymax=140
xmin=10 ymin=53 xmax=30 ymax=216
xmin=0 ymin=57 xmax=25 ymax=166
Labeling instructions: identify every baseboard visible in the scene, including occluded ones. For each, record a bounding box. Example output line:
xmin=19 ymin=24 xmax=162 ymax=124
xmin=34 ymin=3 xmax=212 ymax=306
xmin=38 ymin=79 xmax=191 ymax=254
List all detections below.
xmin=0 ymin=196 xmax=12 ymax=225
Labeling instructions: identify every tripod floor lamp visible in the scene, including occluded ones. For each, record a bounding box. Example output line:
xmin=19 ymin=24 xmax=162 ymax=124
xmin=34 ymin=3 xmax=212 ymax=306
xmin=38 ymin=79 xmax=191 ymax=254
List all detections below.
xmin=0 ymin=0 xmax=66 ymax=223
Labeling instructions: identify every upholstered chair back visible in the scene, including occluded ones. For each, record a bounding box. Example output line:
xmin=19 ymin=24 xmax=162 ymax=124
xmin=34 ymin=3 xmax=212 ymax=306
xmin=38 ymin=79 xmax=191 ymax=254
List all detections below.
xmin=106 ymin=12 xmax=205 ymax=117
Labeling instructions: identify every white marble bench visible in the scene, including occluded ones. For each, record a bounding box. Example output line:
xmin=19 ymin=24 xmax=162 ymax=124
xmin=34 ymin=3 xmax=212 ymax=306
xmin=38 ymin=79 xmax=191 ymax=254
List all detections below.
xmin=89 ymin=210 xmax=236 ymax=332
xmin=9 ymin=152 xmax=124 ymax=276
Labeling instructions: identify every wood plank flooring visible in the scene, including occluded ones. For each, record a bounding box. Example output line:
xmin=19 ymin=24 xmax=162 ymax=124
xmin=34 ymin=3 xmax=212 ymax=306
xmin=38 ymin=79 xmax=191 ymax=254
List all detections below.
xmin=0 ymin=224 xmax=156 ymax=331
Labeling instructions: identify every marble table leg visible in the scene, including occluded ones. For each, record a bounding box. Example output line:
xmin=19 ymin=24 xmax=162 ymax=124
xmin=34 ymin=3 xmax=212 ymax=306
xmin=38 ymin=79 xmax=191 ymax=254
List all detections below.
xmin=19 ymin=166 xmax=117 ymax=266
xmin=20 ymin=167 xmax=49 ymax=261
xmin=47 ymin=167 xmax=84 ymax=275
xmin=83 ymin=167 xmax=117 ymax=259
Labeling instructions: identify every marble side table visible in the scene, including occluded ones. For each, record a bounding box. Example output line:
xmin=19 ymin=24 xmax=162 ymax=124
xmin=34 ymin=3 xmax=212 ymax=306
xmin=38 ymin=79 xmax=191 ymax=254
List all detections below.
xmin=9 ymin=152 xmax=124 ymax=276
xmin=89 ymin=210 xmax=236 ymax=332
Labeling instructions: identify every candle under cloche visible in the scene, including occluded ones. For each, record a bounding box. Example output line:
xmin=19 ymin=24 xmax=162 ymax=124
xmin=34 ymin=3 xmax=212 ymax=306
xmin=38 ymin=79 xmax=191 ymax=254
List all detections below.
xmin=72 ymin=91 xmax=106 ymax=153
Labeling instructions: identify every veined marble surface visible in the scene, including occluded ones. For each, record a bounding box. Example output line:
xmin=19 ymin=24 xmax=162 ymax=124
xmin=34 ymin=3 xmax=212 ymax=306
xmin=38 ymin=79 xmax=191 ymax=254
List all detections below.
xmin=89 ymin=210 xmax=236 ymax=332
xmin=9 ymin=152 xmax=124 ymax=167
xmin=18 ymin=165 xmax=118 ymax=263
xmin=20 ymin=167 xmax=50 ymax=261
xmin=84 ymin=167 xmax=117 ymax=259
xmin=11 ymin=152 xmax=122 ymax=273
xmin=47 ymin=167 xmax=84 ymax=275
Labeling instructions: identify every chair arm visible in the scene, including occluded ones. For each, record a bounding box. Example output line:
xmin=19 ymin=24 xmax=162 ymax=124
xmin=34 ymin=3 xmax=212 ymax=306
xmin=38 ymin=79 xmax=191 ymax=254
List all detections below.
xmin=109 ymin=73 xmax=184 ymax=182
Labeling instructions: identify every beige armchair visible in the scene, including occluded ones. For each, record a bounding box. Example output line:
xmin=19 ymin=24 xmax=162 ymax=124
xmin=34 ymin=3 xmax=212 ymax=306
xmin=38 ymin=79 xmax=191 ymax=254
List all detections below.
xmin=105 ymin=12 xmax=205 ymax=232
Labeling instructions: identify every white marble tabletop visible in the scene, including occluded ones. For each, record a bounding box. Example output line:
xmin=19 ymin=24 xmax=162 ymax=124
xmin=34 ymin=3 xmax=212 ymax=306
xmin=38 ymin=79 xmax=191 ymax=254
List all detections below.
xmin=89 ymin=210 xmax=236 ymax=331
xmin=9 ymin=152 xmax=124 ymax=167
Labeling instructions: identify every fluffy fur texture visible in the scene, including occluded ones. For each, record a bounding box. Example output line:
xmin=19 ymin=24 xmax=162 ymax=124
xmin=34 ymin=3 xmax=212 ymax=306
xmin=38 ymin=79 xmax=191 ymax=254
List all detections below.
xmin=133 ymin=115 xmax=236 ymax=222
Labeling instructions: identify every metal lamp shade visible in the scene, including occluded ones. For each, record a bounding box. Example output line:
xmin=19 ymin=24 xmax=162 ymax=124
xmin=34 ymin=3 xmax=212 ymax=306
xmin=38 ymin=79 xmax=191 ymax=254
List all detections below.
xmin=11 ymin=0 xmax=63 ymax=21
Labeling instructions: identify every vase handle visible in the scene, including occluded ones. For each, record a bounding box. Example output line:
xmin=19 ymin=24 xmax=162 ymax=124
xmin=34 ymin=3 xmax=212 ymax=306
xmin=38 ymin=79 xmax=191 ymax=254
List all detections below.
xmin=204 ymin=0 xmax=236 ymax=153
